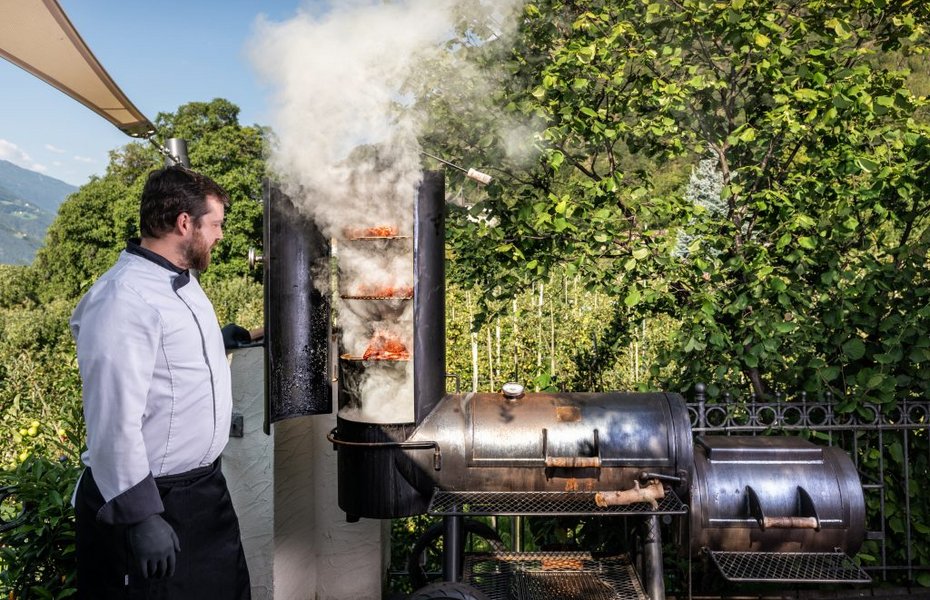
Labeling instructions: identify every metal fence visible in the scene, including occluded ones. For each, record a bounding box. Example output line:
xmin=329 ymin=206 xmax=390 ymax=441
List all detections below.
xmin=687 ymin=385 xmax=930 ymax=586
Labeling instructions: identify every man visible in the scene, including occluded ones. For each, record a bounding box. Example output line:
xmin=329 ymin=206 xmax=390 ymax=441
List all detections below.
xmin=70 ymin=166 xmax=250 ymax=599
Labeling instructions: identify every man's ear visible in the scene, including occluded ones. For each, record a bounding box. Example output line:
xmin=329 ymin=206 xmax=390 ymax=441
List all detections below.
xmin=176 ymin=212 xmax=192 ymax=235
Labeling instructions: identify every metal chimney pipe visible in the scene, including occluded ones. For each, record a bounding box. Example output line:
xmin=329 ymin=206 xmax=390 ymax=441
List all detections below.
xmin=413 ymin=170 xmax=446 ymax=425
xmin=164 ymin=138 xmax=190 ymax=167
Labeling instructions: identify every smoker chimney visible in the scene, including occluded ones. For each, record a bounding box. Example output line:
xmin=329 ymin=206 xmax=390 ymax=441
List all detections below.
xmin=163 ymin=138 xmax=190 ymax=168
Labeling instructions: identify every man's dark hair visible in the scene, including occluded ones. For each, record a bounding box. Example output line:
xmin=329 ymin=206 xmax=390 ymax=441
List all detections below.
xmin=139 ymin=166 xmax=230 ymax=238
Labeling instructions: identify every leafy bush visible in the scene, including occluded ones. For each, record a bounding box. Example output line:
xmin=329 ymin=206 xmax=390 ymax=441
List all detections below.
xmin=201 ymin=276 xmax=264 ymax=331
xmin=0 ymin=299 xmax=83 ymax=470
xmin=0 ymin=454 xmax=82 ymax=599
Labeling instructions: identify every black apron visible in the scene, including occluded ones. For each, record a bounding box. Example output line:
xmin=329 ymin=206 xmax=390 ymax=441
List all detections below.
xmin=75 ymin=460 xmax=251 ymax=600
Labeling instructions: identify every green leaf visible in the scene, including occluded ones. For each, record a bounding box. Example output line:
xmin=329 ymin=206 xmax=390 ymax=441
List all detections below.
xmin=842 ymin=338 xmax=866 ymax=360
xmin=632 ymin=247 xmax=649 ymax=260
xmin=773 ymin=321 xmax=795 ymax=333
xmin=754 ymin=33 xmax=771 ymax=48
xmin=855 ymin=157 xmax=879 ymax=173
xmin=580 ymin=106 xmax=598 ymax=118
xmin=794 ymin=88 xmax=819 ymax=101
xmin=798 ymin=236 xmax=816 ymax=249
xmin=577 ymin=44 xmax=596 ymax=64
xmin=888 ymin=441 xmax=904 ymax=465
xmin=624 ymin=288 xmax=641 ymax=307
xmin=820 ymin=366 xmax=840 ymax=381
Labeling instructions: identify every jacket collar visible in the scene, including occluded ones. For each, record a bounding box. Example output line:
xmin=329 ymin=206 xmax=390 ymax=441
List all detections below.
xmin=126 ymin=239 xmax=191 ymax=290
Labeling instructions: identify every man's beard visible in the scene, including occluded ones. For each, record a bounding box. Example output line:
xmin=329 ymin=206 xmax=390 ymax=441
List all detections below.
xmin=182 ymin=227 xmax=213 ymax=272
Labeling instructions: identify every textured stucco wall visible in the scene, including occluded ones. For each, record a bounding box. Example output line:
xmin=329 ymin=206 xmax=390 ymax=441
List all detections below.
xmin=224 ymin=347 xmax=275 ymax=599
xmin=224 ymin=346 xmax=386 ymax=600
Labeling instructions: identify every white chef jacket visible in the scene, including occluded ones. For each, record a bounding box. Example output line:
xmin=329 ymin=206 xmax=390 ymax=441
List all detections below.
xmin=70 ymin=241 xmax=232 ymax=524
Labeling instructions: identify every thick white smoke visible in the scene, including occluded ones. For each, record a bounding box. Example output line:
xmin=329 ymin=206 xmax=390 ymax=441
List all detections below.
xmin=249 ymin=0 xmax=522 ymax=422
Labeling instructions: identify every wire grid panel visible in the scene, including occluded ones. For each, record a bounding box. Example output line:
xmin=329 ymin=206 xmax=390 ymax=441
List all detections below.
xmin=465 ymin=552 xmax=647 ymax=600
xmin=708 ymin=551 xmax=871 ymax=583
xmin=427 ymin=488 xmax=686 ymax=516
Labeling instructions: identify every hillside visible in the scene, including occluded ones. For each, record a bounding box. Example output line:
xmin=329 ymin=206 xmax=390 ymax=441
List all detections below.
xmin=0 ymin=160 xmax=76 ymax=265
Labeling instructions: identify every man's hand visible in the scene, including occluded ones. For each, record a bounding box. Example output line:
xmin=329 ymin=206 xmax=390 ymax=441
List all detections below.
xmin=126 ymin=514 xmax=180 ymax=578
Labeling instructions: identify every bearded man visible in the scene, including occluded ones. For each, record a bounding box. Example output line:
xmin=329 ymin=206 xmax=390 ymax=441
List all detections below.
xmin=70 ymin=166 xmax=251 ymax=599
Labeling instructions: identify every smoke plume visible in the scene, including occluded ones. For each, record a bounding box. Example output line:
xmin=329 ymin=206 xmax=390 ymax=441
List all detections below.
xmin=249 ymin=0 xmax=522 ymax=422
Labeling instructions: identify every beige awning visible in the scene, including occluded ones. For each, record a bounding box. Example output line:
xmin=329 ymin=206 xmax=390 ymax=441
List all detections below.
xmin=0 ymin=0 xmax=155 ymax=137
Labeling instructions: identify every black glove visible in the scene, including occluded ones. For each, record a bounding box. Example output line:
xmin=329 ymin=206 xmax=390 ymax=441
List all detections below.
xmin=126 ymin=514 xmax=180 ymax=578
xmin=221 ymin=323 xmax=252 ymax=349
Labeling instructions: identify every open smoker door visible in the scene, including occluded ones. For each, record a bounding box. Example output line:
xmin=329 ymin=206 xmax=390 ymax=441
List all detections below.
xmin=262 ymin=180 xmax=332 ymax=431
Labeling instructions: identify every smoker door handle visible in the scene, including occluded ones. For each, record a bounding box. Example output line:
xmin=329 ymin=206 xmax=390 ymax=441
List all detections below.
xmin=542 ymin=428 xmax=602 ymax=468
xmin=544 ymin=456 xmax=603 ymax=468
xmin=746 ymin=484 xmax=821 ymax=531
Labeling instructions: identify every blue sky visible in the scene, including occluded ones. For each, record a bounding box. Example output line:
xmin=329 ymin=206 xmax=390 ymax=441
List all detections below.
xmin=0 ymin=1 xmax=324 ymax=186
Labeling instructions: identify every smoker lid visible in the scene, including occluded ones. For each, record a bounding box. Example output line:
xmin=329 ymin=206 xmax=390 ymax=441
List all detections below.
xmin=696 ymin=435 xmax=824 ymax=463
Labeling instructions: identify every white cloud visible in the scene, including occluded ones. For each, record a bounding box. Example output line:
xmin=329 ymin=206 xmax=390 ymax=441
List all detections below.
xmin=0 ymin=139 xmax=48 ymax=172
xmin=45 ymin=144 xmax=66 ymax=154
xmin=73 ymin=155 xmax=96 ymax=164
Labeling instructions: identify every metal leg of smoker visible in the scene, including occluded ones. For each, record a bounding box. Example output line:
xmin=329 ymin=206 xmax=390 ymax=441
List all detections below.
xmin=513 ymin=515 xmax=523 ymax=552
xmin=642 ymin=515 xmax=665 ymax=600
xmin=443 ymin=513 xmax=463 ymax=582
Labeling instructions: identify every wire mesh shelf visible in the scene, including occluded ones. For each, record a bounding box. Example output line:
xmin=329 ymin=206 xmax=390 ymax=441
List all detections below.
xmin=707 ymin=550 xmax=871 ymax=583
xmin=428 ymin=488 xmax=686 ymax=516
xmin=464 ymin=551 xmax=647 ymax=600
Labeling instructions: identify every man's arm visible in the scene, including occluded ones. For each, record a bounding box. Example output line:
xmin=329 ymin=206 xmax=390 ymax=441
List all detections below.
xmin=73 ymin=280 xmax=164 ymax=525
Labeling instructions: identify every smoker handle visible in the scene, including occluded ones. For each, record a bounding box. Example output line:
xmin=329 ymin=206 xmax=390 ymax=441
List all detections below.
xmin=544 ymin=456 xmax=602 ymax=468
xmin=542 ymin=428 xmax=602 ymax=468
xmin=746 ymin=484 xmax=821 ymax=531
xmin=326 ymin=428 xmax=443 ymax=470
xmin=760 ymin=516 xmax=820 ymax=530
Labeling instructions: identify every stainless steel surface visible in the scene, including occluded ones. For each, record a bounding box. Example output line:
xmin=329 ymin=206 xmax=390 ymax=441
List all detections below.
xmin=164 ymin=137 xmax=190 ymax=167
xmin=707 ymin=551 xmax=871 ymax=583
xmin=464 ymin=552 xmax=647 ymax=600
xmin=247 ymin=247 xmax=263 ymax=269
xmin=428 ymin=489 xmax=686 ymax=517
xmin=686 ymin=384 xmax=928 ymax=587
xmin=689 ymin=435 xmax=866 ymax=554
xmin=403 ymin=392 xmax=693 ymax=496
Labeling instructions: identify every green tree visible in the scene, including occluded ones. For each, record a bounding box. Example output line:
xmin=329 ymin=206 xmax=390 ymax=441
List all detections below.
xmin=33 ymin=98 xmax=266 ymax=301
xmin=426 ymin=0 xmax=930 ymax=402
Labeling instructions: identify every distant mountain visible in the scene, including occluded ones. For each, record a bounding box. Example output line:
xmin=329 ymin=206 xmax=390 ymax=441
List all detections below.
xmin=0 ymin=160 xmax=76 ymax=265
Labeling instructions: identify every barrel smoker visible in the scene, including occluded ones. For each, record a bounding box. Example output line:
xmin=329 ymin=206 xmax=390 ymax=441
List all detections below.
xmin=260 ymin=171 xmax=870 ymax=600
